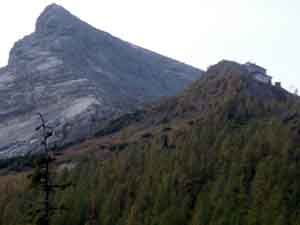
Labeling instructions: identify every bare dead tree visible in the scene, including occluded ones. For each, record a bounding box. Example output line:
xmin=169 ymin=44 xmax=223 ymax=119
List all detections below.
xmin=26 ymin=113 xmax=71 ymax=225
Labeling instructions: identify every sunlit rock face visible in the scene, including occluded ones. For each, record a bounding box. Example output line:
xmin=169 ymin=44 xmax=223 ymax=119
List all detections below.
xmin=0 ymin=4 xmax=202 ymax=159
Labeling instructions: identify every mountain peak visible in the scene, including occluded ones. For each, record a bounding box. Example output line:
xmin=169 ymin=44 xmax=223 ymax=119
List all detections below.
xmin=35 ymin=3 xmax=78 ymax=35
xmin=43 ymin=3 xmax=66 ymax=12
xmin=0 ymin=3 xmax=202 ymax=159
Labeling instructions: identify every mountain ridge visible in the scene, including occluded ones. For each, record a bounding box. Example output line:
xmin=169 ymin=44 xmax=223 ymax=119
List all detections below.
xmin=60 ymin=60 xmax=300 ymax=158
xmin=0 ymin=4 xmax=202 ymax=159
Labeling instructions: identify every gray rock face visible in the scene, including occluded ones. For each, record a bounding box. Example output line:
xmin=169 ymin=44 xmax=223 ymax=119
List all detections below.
xmin=0 ymin=4 xmax=202 ymax=159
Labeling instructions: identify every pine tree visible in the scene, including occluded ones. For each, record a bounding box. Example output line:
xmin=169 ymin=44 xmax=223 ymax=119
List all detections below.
xmin=294 ymin=88 xmax=298 ymax=96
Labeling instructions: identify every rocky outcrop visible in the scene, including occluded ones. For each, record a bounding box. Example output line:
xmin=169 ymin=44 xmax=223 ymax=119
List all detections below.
xmin=0 ymin=4 xmax=202 ymax=159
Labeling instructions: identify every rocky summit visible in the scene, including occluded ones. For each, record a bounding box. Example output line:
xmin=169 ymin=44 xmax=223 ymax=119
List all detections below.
xmin=0 ymin=4 xmax=202 ymax=159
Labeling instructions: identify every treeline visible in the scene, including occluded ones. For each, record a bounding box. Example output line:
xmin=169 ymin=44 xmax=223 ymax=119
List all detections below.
xmin=1 ymin=116 xmax=300 ymax=225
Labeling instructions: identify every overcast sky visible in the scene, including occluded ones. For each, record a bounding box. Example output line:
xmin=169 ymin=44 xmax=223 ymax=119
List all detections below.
xmin=0 ymin=0 xmax=299 ymax=91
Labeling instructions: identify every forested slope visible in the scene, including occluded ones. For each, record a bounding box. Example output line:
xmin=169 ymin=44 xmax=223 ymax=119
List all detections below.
xmin=1 ymin=61 xmax=300 ymax=225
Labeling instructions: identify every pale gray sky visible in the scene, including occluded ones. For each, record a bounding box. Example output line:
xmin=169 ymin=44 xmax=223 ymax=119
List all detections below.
xmin=0 ymin=0 xmax=299 ymax=91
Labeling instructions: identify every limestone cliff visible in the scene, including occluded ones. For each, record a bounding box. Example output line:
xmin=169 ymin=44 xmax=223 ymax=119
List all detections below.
xmin=0 ymin=4 xmax=202 ymax=158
